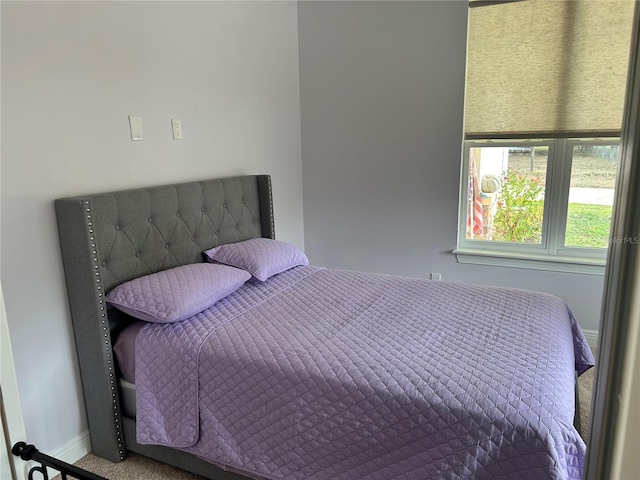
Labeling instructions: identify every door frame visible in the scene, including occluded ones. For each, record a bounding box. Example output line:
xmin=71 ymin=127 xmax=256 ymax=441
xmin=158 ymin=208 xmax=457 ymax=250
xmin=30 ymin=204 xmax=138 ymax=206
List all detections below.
xmin=585 ymin=2 xmax=640 ymax=478
xmin=1 ymin=283 xmax=28 ymax=480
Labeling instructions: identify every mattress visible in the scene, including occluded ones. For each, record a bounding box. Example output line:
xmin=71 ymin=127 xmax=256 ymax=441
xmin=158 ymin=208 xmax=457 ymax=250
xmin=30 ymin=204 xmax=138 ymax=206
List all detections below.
xmin=127 ymin=265 xmax=594 ymax=479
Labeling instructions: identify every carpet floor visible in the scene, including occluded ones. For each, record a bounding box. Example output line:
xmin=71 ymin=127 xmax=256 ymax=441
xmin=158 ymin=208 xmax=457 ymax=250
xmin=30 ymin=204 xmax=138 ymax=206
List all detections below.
xmin=56 ymin=355 xmax=597 ymax=480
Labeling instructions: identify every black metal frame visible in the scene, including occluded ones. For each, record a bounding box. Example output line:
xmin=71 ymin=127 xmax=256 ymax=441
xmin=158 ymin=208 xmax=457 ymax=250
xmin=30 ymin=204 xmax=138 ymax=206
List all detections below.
xmin=12 ymin=442 xmax=108 ymax=480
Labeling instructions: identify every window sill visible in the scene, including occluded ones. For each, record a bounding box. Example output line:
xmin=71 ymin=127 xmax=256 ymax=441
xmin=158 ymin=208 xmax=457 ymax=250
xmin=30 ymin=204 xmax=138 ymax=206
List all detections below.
xmin=453 ymin=249 xmax=606 ymax=275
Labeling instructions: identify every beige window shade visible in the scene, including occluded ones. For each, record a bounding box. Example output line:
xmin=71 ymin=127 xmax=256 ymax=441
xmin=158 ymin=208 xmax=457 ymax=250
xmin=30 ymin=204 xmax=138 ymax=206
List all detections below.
xmin=464 ymin=0 xmax=636 ymax=139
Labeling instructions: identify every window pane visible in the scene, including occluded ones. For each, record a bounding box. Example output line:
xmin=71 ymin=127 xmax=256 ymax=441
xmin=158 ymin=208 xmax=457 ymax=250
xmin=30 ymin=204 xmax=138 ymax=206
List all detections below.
xmin=466 ymin=146 xmax=548 ymax=244
xmin=565 ymin=144 xmax=619 ymax=248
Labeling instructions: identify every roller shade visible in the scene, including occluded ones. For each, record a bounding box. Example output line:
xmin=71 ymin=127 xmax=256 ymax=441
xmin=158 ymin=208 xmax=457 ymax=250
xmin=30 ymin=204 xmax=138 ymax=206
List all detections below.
xmin=464 ymin=0 xmax=636 ymax=139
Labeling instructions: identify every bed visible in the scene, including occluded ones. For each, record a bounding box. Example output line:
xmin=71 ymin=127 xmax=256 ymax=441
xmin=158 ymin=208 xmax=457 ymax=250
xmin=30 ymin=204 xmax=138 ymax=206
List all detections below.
xmin=55 ymin=174 xmax=594 ymax=480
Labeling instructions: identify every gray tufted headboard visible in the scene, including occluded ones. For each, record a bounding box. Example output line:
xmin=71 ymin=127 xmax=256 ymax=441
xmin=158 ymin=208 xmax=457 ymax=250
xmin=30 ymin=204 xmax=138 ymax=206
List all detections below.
xmin=55 ymin=175 xmax=273 ymax=477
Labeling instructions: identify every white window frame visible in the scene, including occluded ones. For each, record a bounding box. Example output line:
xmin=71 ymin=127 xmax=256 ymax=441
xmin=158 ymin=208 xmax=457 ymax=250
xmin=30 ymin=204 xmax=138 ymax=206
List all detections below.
xmin=454 ymin=138 xmax=619 ymax=275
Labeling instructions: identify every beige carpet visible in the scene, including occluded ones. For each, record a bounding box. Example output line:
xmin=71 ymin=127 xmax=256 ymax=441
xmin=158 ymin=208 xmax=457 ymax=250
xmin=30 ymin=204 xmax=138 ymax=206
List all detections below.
xmin=53 ymin=451 xmax=207 ymax=480
xmin=56 ymin=357 xmax=597 ymax=480
xmin=578 ymin=361 xmax=596 ymax=444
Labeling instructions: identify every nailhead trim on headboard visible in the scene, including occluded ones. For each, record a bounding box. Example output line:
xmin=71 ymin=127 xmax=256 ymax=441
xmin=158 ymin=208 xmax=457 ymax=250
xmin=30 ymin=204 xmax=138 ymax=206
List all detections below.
xmin=86 ymin=200 xmax=125 ymax=460
xmin=268 ymin=180 xmax=275 ymax=237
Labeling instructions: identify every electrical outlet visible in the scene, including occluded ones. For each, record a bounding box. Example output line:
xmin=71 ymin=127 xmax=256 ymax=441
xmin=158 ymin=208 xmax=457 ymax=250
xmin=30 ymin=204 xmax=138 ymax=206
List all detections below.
xmin=430 ymin=273 xmax=442 ymax=281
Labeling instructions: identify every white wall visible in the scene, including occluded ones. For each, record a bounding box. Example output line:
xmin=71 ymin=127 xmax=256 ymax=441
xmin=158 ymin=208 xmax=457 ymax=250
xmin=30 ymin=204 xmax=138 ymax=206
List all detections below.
xmin=1 ymin=1 xmax=303 ymax=455
xmin=298 ymin=0 xmax=605 ymax=334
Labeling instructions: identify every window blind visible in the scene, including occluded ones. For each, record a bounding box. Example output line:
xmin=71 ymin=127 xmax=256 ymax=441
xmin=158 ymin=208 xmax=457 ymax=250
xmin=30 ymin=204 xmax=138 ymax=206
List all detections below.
xmin=464 ymin=0 xmax=636 ymax=139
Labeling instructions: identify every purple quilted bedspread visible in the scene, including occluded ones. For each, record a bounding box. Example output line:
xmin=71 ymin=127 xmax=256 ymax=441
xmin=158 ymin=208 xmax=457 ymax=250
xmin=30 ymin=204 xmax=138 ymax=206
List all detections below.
xmin=135 ymin=266 xmax=594 ymax=480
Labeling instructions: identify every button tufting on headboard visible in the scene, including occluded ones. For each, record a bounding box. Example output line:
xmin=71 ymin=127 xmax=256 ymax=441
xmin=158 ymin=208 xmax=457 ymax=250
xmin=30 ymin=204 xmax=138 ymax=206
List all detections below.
xmin=54 ymin=175 xmax=274 ymax=463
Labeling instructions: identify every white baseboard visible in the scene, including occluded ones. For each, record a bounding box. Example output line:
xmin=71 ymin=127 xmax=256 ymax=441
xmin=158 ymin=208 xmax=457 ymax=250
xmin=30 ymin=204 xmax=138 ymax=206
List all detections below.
xmin=48 ymin=430 xmax=91 ymax=465
xmin=582 ymin=329 xmax=599 ymax=352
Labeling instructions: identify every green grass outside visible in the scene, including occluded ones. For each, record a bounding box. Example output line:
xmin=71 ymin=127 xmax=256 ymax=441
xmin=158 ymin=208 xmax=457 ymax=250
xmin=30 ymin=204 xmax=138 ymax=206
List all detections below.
xmin=565 ymin=203 xmax=612 ymax=248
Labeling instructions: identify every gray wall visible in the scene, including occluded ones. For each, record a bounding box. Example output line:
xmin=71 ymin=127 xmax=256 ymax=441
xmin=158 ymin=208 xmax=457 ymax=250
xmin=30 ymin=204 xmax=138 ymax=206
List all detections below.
xmin=298 ymin=1 xmax=604 ymax=330
xmin=1 ymin=1 xmax=303 ymax=454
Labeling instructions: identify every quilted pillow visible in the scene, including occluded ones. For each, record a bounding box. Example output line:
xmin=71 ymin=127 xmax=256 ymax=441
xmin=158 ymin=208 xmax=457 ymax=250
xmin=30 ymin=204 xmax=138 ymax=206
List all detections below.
xmin=106 ymin=263 xmax=251 ymax=323
xmin=204 ymin=238 xmax=309 ymax=281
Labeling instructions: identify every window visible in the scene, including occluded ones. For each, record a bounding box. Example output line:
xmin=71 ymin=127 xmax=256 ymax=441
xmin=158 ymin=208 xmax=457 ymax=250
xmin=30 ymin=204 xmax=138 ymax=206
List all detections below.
xmin=564 ymin=143 xmax=620 ymax=249
xmin=457 ymin=139 xmax=619 ymax=274
xmin=456 ymin=0 xmax=635 ymax=274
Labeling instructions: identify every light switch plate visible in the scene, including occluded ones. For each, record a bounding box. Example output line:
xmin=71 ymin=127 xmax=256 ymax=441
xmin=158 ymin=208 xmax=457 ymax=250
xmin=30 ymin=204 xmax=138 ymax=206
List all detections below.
xmin=128 ymin=115 xmax=143 ymax=141
xmin=171 ymin=118 xmax=183 ymax=140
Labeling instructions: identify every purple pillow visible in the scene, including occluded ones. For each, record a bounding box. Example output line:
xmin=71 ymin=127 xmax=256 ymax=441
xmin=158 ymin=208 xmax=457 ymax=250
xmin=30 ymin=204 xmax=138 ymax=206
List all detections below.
xmin=204 ymin=238 xmax=309 ymax=281
xmin=106 ymin=263 xmax=251 ymax=323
